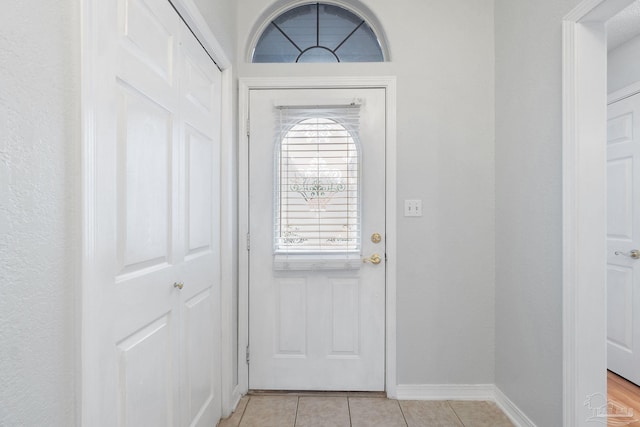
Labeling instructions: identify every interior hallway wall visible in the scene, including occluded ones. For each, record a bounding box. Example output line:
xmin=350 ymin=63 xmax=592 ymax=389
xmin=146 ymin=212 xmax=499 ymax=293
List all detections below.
xmin=0 ymin=1 xmax=80 ymax=425
xmin=193 ymin=0 xmax=237 ymax=63
xmin=236 ymin=0 xmax=496 ymax=386
xmin=494 ymin=0 xmax=581 ymax=425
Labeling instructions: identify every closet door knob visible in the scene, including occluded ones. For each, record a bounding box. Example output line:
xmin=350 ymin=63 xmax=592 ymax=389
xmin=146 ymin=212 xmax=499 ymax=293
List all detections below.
xmin=173 ymin=282 xmax=184 ymax=290
xmin=614 ymin=250 xmax=640 ymax=259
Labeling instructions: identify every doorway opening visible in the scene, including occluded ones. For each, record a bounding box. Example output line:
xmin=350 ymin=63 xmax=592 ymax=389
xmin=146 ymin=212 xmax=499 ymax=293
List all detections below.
xmin=605 ymin=4 xmax=640 ymax=421
xmin=237 ymin=77 xmax=397 ymax=397
xmin=563 ymin=0 xmax=638 ymax=424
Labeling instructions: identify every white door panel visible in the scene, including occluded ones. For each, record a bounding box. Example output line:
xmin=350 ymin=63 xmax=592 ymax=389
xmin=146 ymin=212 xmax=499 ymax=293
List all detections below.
xmin=608 ymin=266 xmax=633 ymax=350
xmin=182 ymin=289 xmax=216 ymax=425
xmin=116 ymin=315 xmax=176 ymax=427
xmin=248 ymin=88 xmax=386 ymax=391
xmin=607 ymin=92 xmax=640 ymax=385
xmin=87 ymin=0 xmax=222 ymax=424
xmin=607 ymin=157 xmax=633 ymax=240
xmin=116 ymin=85 xmax=173 ymax=273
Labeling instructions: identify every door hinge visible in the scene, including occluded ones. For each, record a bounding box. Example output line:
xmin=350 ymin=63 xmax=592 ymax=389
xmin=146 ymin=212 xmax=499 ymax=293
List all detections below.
xmin=246 ymin=345 xmax=250 ymax=365
xmin=246 ymin=233 xmax=250 ymax=251
xmin=246 ymin=118 xmax=250 ymax=137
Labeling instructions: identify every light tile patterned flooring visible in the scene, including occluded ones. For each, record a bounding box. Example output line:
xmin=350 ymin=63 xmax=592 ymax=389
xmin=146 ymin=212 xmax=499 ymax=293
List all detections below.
xmin=219 ymin=393 xmax=514 ymax=427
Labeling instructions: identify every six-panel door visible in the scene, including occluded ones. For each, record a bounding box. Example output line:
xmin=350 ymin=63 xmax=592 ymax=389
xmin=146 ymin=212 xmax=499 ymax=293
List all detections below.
xmin=89 ymin=0 xmax=222 ymax=424
xmin=607 ymin=92 xmax=640 ymax=386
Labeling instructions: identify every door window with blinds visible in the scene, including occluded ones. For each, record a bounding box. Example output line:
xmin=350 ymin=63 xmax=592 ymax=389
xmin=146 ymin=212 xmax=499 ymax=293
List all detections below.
xmin=274 ymin=105 xmax=361 ymax=263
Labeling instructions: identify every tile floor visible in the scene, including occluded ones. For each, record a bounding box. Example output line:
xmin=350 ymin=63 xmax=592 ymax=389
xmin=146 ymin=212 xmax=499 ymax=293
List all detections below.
xmin=218 ymin=393 xmax=515 ymax=427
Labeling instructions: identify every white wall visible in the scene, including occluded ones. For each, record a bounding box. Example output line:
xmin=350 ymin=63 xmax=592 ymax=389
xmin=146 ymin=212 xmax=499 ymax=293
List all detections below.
xmin=0 ymin=1 xmax=80 ymax=425
xmin=193 ymin=0 xmax=237 ymax=63
xmin=237 ymin=0 xmax=496 ymax=386
xmin=494 ymin=0 xmax=581 ymax=425
xmin=608 ymin=33 xmax=640 ymax=94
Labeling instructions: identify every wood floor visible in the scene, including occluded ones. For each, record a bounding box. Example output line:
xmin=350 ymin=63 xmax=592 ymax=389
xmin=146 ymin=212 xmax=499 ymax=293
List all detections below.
xmin=608 ymin=370 xmax=640 ymax=426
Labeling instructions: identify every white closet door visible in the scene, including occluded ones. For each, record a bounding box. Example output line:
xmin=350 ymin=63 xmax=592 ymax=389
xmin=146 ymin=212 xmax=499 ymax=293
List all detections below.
xmin=177 ymin=16 xmax=223 ymax=427
xmin=84 ymin=0 xmax=222 ymax=425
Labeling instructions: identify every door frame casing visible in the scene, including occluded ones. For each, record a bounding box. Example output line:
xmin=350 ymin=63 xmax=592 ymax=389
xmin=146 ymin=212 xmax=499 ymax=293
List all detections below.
xmin=238 ymin=76 xmax=398 ymax=397
xmin=562 ymin=0 xmax=636 ymax=424
xmin=609 ymin=81 xmax=640 ymax=105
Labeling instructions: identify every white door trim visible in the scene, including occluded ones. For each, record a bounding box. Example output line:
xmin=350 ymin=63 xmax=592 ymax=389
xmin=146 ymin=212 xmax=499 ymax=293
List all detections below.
xmin=238 ymin=76 xmax=397 ymax=398
xmin=562 ymin=1 xmax=636 ymax=425
xmin=608 ymin=80 xmax=640 ymax=105
xmin=80 ymin=0 xmax=238 ymax=420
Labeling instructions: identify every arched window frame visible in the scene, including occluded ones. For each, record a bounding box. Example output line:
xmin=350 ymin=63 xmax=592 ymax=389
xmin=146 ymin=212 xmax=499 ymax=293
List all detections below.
xmin=246 ymin=0 xmax=391 ymax=63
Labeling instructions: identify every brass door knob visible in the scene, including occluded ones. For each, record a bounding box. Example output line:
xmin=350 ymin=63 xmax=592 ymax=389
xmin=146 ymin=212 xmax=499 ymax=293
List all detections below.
xmin=363 ymin=253 xmax=382 ymax=265
xmin=173 ymin=282 xmax=184 ymax=290
xmin=615 ymin=250 xmax=640 ymax=259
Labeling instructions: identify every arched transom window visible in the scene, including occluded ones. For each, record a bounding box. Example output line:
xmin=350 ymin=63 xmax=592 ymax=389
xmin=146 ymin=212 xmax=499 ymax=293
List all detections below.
xmin=252 ymin=2 xmax=384 ymax=63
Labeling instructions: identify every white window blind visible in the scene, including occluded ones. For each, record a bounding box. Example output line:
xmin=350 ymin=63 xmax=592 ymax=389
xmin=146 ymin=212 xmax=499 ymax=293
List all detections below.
xmin=274 ymin=105 xmax=361 ymax=256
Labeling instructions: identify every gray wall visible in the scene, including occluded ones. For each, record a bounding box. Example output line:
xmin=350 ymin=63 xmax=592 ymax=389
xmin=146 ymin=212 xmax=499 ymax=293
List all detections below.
xmin=193 ymin=0 xmax=237 ymax=63
xmin=608 ymin=33 xmax=640 ymax=94
xmin=494 ymin=0 xmax=580 ymax=425
xmin=0 ymin=1 xmax=80 ymax=425
xmin=237 ymin=0 xmax=496 ymax=386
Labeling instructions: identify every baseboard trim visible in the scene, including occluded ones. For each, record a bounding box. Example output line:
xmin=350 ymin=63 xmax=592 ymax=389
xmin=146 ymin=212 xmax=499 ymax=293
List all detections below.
xmin=230 ymin=384 xmax=243 ymax=413
xmin=218 ymin=385 xmax=244 ymax=425
xmin=396 ymin=383 xmax=495 ymax=400
xmin=395 ymin=384 xmax=537 ymax=427
xmin=494 ymin=386 xmax=537 ymax=427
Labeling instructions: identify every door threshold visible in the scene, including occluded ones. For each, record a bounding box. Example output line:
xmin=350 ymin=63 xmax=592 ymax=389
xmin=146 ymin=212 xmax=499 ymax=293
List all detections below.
xmin=248 ymin=390 xmax=387 ymax=398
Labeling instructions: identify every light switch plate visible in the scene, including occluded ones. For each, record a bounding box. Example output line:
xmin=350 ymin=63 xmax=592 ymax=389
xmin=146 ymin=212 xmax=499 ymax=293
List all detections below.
xmin=404 ymin=199 xmax=422 ymax=217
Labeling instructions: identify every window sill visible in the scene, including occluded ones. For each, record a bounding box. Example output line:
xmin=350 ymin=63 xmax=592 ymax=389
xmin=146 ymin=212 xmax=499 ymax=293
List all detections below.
xmin=273 ymin=253 xmax=362 ymax=271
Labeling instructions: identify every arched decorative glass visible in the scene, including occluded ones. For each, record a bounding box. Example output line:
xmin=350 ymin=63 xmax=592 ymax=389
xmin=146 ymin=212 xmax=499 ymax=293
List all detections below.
xmin=252 ymin=3 xmax=384 ymax=63
xmin=275 ymin=114 xmax=361 ymax=253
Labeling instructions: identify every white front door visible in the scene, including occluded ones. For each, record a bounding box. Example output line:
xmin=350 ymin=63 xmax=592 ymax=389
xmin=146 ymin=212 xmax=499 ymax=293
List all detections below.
xmin=248 ymin=88 xmax=386 ymax=391
xmin=607 ymin=91 xmax=640 ymax=385
xmin=84 ymin=0 xmax=222 ymax=424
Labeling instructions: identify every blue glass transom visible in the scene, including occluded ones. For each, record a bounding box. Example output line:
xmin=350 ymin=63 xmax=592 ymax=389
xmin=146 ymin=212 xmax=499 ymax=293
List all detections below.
xmin=252 ymin=3 xmax=384 ymax=63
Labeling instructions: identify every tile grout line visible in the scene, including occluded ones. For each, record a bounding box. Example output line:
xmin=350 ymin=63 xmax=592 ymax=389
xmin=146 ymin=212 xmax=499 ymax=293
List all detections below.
xmin=396 ymin=400 xmax=409 ymax=427
xmin=347 ymin=397 xmax=353 ymax=427
xmin=293 ymin=396 xmax=300 ymax=426
xmin=446 ymin=400 xmax=467 ymax=427
xmin=236 ymin=396 xmax=250 ymax=427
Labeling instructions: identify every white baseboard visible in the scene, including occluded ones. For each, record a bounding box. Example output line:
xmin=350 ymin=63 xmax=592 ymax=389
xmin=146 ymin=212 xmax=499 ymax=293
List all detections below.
xmin=229 ymin=384 xmax=243 ymax=414
xmin=396 ymin=383 xmax=495 ymax=400
xmin=494 ymin=386 xmax=537 ymax=427
xmin=395 ymin=384 xmax=537 ymax=427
